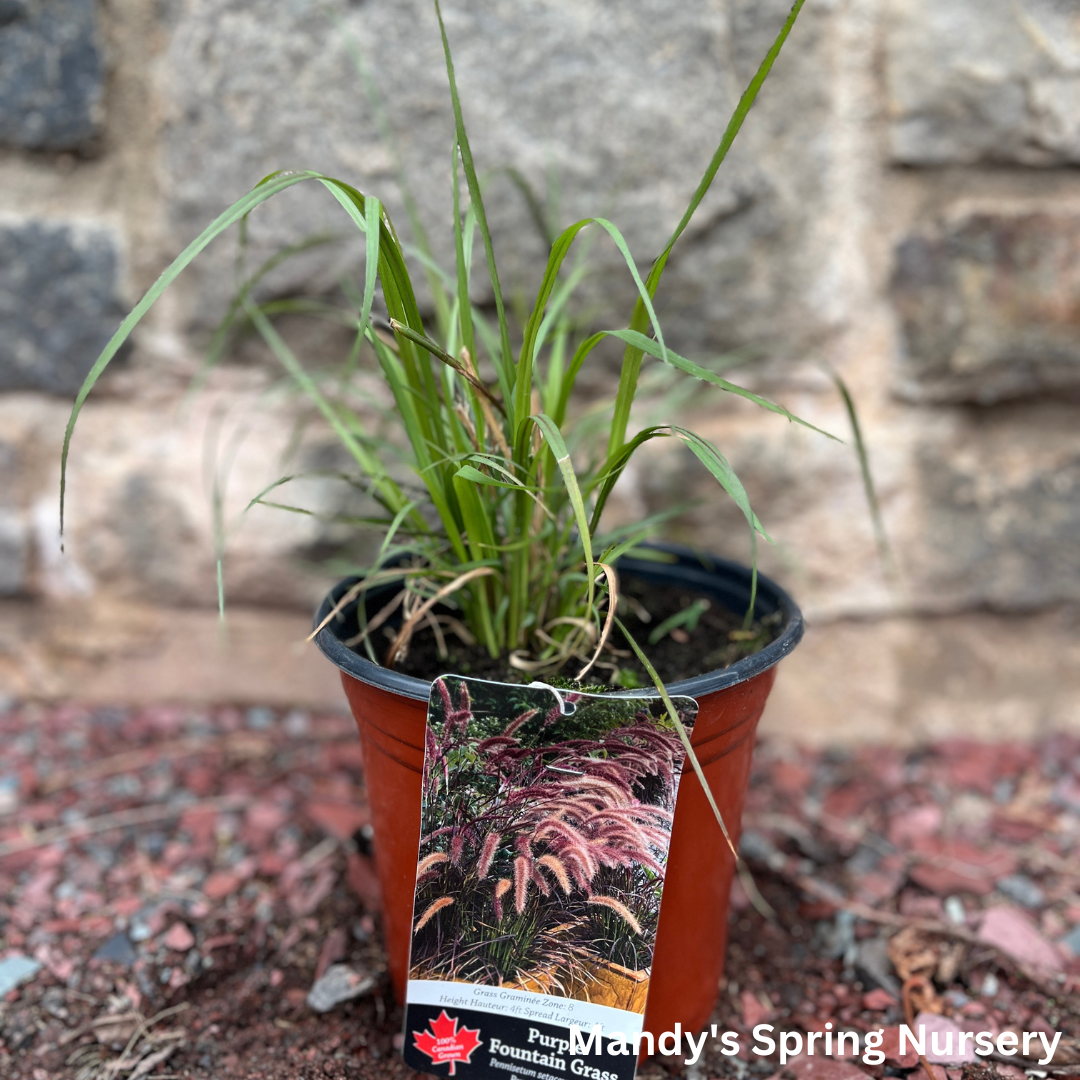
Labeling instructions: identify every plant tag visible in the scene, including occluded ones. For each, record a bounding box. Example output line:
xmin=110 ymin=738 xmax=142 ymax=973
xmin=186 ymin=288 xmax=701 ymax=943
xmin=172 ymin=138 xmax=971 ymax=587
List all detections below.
xmin=402 ymin=675 xmax=698 ymax=1080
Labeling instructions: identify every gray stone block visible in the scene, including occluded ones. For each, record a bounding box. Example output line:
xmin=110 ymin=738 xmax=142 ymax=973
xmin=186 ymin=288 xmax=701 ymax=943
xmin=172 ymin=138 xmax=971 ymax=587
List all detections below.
xmin=0 ymin=0 xmax=104 ymax=150
xmin=915 ymin=404 xmax=1080 ymax=609
xmin=158 ymin=0 xmax=832 ymax=353
xmin=0 ymin=219 xmax=126 ymax=395
xmin=886 ymin=0 xmax=1080 ymax=165
xmin=891 ymin=210 xmax=1080 ymax=403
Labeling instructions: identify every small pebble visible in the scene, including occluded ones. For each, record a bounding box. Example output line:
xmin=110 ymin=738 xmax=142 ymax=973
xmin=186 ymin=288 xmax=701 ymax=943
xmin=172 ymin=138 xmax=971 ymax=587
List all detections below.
xmin=1059 ymin=924 xmax=1080 ymax=957
xmin=129 ymin=917 xmax=153 ymax=942
xmin=246 ymin=706 xmax=275 ymax=730
xmin=0 ymin=774 xmax=19 ymax=814
xmin=944 ymin=895 xmax=966 ymax=925
xmin=307 ymin=964 xmax=377 ymax=1013
xmin=0 ymin=954 xmax=42 ymax=997
xmin=996 ymin=873 xmax=1045 ymax=909
xmin=162 ymin=922 xmax=196 ymax=951
xmin=92 ymin=932 xmax=138 ymax=966
xmin=283 ymin=709 xmax=310 ymax=736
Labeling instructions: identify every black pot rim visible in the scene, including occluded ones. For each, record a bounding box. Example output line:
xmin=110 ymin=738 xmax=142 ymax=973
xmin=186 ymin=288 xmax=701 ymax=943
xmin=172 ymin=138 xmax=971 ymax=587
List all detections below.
xmin=313 ymin=542 xmax=804 ymax=702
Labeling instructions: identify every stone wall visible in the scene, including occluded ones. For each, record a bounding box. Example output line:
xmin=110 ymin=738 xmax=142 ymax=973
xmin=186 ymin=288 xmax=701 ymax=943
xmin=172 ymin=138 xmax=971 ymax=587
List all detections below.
xmin=0 ymin=0 xmax=1077 ymax=742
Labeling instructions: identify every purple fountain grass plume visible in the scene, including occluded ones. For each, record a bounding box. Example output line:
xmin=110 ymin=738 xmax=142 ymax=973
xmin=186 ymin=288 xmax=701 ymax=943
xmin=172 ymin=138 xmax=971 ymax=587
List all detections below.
xmin=553 ymin=739 xmax=605 ymax=755
xmin=502 ymin=707 xmax=539 ymax=737
xmin=417 ymin=852 xmax=449 ymax=877
xmin=587 ymin=895 xmax=643 ymax=935
xmin=530 ymin=816 xmax=587 ymax=847
xmin=434 ymin=679 xmax=475 ymax=745
xmin=436 ymin=678 xmax=453 ymax=718
xmin=450 ymin=831 xmax=465 ymax=866
xmin=513 ymin=855 xmax=532 ymax=913
xmin=587 ymin=807 xmax=669 ymax=838
xmin=435 ymin=680 xmax=473 ymax=739
xmin=633 ymin=820 xmax=673 ymax=843
xmin=483 ymin=748 xmax=535 ymax=775
xmin=536 ymin=854 xmax=572 ymax=893
xmin=591 ymin=846 xmax=634 ymax=870
xmin=593 ymin=843 xmax=664 ymax=875
xmin=531 ymin=864 xmax=551 ymax=897
xmin=593 ymin=821 xmax=652 ymax=848
xmin=551 ymin=832 xmax=599 ymax=877
xmin=560 ymin=848 xmax=594 ymax=891
xmin=422 ymin=825 xmax=456 ymax=844
xmin=582 ymin=804 xmax=654 ymax=821
xmin=476 ymin=735 xmax=518 ymax=753
xmin=477 ymin=831 xmax=501 ymax=878
xmin=583 ymin=762 xmax=638 ymax=794
xmin=415 ymin=896 xmax=454 ymax=933
xmin=512 ymin=781 xmax=565 ymax=801
xmin=556 ymin=794 xmax=612 ymax=819
xmin=599 ymin=748 xmax=659 ymax=778
xmin=448 ymin=682 xmax=473 ymax=735
xmin=556 ymin=775 xmax=632 ymax=805
xmin=494 ymin=877 xmax=511 ymax=921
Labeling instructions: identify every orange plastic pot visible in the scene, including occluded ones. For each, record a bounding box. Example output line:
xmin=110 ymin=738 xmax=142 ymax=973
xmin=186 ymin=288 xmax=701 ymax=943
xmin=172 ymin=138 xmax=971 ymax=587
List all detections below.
xmin=314 ymin=545 xmax=802 ymax=1040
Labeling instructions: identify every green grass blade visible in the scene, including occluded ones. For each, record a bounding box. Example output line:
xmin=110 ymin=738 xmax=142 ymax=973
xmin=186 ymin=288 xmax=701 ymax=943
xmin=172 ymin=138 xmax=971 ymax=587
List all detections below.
xmin=607 ymin=0 xmax=808 ymax=458
xmin=533 ymin=262 xmax=589 ymax=360
xmin=500 ymin=166 xmax=555 ymax=246
xmin=375 ymin=499 xmax=421 ymax=569
xmin=388 ymin=318 xmax=504 ymax=416
xmin=657 ymin=0 xmax=808 ymax=272
xmin=830 ymin=368 xmax=896 ymax=575
xmin=671 ymin=426 xmax=768 ymax=541
xmin=328 ymin=7 xmax=453 ymax=337
xmin=240 ymin=470 xmax=378 ymax=516
xmin=433 ymin=0 xmax=514 ymax=384
xmin=555 ymin=331 xmax=605 ymax=426
xmin=452 ymin=141 xmax=477 ymax=370
xmin=530 ymin=412 xmax=595 ymax=619
xmin=517 ymin=218 xmax=666 ymax=425
xmin=588 ymin=425 xmax=671 ymax=532
xmin=450 ymin=473 xmax=501 ymax=654
xmin=60 ymin=170 xmax=321 ymax=533
xmin=606 ymin=328 xmax=839 ymax=440
xmin=671 ymin=425 xmax=763 ymax=624
xmin=189 ymin=232 xmax=339 ymax=400
xmin=241 ymin=300 xmax=423 ymax=539
xmin=358 ymin=196 xmax=381 ymax=348
xmin=319 ymin=176 xmax=451 ymax=467
xmin=613 ymin=614 xmax=776 ymax=919
xmin=455 ymin=464 xmax=519 ymax=488
xmin=367 ymin=330 xmax=469 ymax=561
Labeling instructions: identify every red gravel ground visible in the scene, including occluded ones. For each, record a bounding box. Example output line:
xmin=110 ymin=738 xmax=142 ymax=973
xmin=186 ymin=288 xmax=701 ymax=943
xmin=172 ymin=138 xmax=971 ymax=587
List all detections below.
xmin=0 ymin=700 xmax=1078 ymax=1079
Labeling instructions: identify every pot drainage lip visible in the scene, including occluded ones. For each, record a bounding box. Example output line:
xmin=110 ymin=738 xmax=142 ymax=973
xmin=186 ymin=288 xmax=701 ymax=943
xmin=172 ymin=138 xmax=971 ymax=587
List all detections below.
xmin=313 ymin=543 xmax=803 ymax=702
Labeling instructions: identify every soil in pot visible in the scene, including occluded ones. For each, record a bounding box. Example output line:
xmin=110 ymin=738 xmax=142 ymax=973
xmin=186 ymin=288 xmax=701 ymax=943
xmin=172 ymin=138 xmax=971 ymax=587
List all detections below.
xmin=385 ymin=575 xmax=783 ymax=686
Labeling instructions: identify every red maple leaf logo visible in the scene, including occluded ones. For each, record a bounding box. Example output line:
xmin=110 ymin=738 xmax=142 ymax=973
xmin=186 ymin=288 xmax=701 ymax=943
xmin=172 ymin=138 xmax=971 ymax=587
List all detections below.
xmin=412 ymin=1010 xmax=483 ymax=1075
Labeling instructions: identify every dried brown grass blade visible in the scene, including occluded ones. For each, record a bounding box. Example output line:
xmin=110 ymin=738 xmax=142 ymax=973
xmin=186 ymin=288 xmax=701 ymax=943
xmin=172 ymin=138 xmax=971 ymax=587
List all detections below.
xmin=384 ymin=566 xmax=495 ymax=668
xmin=576 ymin=562 xmax=618 ymax=680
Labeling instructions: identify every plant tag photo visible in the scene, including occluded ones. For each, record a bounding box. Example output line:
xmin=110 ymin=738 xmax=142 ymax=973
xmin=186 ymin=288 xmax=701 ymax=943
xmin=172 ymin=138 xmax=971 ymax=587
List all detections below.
xmin=402 ymin=675 xmax=699 ymax=1080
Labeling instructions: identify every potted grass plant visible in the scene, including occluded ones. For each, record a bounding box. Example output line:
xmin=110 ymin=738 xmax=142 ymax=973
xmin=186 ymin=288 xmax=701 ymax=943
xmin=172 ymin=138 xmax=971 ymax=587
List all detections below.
xmin=61 ymin=0 xmax=862 ymax=1043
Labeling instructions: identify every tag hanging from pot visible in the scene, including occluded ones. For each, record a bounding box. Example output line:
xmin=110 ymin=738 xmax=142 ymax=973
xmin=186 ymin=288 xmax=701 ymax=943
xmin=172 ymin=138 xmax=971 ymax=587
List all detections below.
xmin=402 ymin=675 xmax=698 ymax=1080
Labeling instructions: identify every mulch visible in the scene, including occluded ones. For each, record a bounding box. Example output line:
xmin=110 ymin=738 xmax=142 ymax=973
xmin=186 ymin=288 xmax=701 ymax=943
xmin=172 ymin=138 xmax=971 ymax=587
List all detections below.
xmin=0 ymin=701 xmax=1077 ymax=1079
